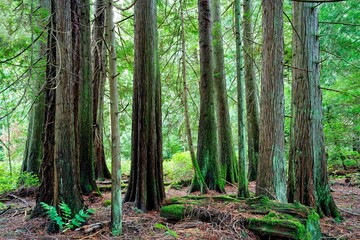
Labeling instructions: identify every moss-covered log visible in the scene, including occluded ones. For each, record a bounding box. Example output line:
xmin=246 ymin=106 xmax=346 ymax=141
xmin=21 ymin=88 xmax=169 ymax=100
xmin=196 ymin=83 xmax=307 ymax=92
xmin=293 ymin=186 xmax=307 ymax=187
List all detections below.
xmin=160 ymin=195 xmax=321 ymax=239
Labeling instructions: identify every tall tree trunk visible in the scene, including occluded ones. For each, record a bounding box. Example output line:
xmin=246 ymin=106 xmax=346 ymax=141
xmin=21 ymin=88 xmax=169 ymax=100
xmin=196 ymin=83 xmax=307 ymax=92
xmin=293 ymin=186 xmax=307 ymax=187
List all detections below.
xmin=21 ymin=0 xmax=48 ymax=177
xmin=180 ymin=0 xmax=208 ymax=194
xmin=190 ymin=0 xmax=224 ymax=193
xmin=93 ymin=0 xmax=111 ymax=180
xmin=53 ymin=0 xmax=83 ymax=214
xmin=211 ymin=0 xmax=238 ymax=184
xmin=106 ymin=0 xmax=122 ymax=234
xmin=124 ymin=0 xmax=165 ymax=211
xmin=288 ymin=2 xmax=340 ymax=219
xmin=32 ymin=0 xmax=56 ymax=218
xmin=256 ymin=0 xmax=287 ymax=203
xmin=243 ymin=0 xmax=260 ymax=181
xmin=235 ymin=0 xmax=249 ymax=198
xmin=79 ymin=0 xmax=96 ymax=195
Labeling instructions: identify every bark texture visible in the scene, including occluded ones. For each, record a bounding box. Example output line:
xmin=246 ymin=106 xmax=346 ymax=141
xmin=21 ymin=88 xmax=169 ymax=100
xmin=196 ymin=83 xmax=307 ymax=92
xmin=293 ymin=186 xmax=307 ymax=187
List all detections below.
xmin=93 ymin=0 xmax=111 ymax=180
xmin=124 ymin=0 xmax=165 ymax=211
xmin=256 ymin=0 xmax=287 ymax=203
xmin=235 ymin=0 xmax=249 ymax=198
xmin=79 ymin=0 xmax=96 ymax=195
xmin=211 ymin=0 xmax=238 ymax=184
xmin=190 ymin=0 xmax=224 ymax=193
xmin=53 ymin=0 xmax=83 ymax=213
xmin=32 ymin=0 xmax=56 ymax=217
xmin=288 ymin=2 xmax=340 ymax=218
xmin=243 ymin=0 xmax=260 ymax=181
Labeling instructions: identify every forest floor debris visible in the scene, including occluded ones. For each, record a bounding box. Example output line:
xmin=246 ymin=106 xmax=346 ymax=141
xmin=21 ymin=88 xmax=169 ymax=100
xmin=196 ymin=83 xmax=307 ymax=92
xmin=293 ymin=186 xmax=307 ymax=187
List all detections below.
xmin=0 ymin=179 xmax=359 ymax=239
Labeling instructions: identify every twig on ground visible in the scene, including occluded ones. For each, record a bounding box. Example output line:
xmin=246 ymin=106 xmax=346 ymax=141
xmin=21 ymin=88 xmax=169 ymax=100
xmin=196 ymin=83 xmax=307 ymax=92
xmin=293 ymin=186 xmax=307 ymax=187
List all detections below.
xmin=339 ymin=208 xmax=360 ymax=216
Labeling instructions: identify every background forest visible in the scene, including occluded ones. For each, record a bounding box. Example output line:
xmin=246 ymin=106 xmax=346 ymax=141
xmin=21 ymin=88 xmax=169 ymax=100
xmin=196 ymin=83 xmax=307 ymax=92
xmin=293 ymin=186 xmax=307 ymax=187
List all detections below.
xmin=0 ymin=0 xmax=359 ymax=238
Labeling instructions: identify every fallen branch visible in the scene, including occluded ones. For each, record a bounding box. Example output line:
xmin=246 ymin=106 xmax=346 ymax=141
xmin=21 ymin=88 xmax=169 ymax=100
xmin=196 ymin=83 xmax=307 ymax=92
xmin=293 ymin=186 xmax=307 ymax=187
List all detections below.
xmin=7 ymin=194 xmax=29 ymax=207
xmin=75 ymin=221 xmax=110 ymax=233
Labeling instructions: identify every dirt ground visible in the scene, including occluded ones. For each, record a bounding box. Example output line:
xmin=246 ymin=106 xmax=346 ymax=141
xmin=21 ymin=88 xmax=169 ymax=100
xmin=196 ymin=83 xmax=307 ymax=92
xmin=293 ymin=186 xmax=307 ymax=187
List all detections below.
xmin=0 ymin=179 xmax=359 ymax=240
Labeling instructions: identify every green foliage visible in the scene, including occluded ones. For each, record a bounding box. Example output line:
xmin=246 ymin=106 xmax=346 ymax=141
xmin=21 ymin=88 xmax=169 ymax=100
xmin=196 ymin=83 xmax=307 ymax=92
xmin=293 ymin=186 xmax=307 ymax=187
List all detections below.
xmin=18 ymin=172 xmax=40 ymax=187
xmin=154 ymin=223 xmax=178 ymax=239
xmin=0 ymin=164 xmax=39 ymax=194
xmin=103 ymin=199 xmax=111 ymax=207
xmin=40 ymin=202 xmax=94 ymax=232
xmin=163 ymin=151 xmax=193 ymax=185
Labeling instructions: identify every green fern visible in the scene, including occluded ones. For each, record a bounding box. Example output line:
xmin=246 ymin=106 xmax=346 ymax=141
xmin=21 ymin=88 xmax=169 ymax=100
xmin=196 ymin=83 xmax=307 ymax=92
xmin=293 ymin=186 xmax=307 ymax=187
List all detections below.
xmin=40 ymin=201 xmax=95 ymax=232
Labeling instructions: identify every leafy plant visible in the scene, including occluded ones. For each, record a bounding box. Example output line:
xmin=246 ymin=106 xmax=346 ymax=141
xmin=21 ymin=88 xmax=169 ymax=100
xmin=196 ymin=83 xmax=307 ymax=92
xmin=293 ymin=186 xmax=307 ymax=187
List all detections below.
xmin=154 ymin=223 xmax=178 ymax=239
xmin=163 ymin=151 xmax=193 ymax=185
xmin=40 ymin=202 xmax=95 ymax=232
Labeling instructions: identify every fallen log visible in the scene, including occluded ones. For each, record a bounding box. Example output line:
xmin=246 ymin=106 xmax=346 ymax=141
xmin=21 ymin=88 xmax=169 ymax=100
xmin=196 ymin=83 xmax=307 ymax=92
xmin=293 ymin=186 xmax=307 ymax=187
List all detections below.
xmin=160 ymin=195 xmax=321 ymax=240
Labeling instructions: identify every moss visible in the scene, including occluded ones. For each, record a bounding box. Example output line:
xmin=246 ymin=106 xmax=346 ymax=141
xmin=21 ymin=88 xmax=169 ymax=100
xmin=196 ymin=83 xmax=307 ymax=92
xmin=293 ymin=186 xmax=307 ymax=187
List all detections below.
xmin=160 ymin=204 xmax=187 ymax=220
xmin=248 ymin=212 xmax=306 ymax=239
xmin=305 ymin=210 xmax=321 ymax=239
xmin=247 ymin=210 xmax=321 ymax=240
xmin=103 ymin=199 xmax=111 ymax=207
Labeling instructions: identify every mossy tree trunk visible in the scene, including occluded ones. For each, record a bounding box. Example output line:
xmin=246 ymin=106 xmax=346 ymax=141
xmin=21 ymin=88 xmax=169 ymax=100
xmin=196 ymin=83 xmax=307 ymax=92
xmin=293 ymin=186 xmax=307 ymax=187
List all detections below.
xmin=93 ymin=0 xmax=111 ymax=180
xmin=256 ymin=0 xmax=287 ymax=203
xmin=53 ymin=0 xmax=83 ymax=214
xmin=189 ymin=0 xmax=224 ymax=193
xmin=211 ymin=0 xmax=238 ymax=184
xmin=235 ymin=0 xmax=249 ymax=198
xmin=243 ymin=0 xmax=260 ymax=182
xmin=124 ymin=0 xmax=165 ymax=211
xmin=180 ymin=0 xmax=208 ymax=194
xmin=32 ymin=1 xmax=56 ymax=217
xmin=78 ymin=0 xmax=97 ymax=195
xmin=288 ymin=1 xmax=340 ymax=219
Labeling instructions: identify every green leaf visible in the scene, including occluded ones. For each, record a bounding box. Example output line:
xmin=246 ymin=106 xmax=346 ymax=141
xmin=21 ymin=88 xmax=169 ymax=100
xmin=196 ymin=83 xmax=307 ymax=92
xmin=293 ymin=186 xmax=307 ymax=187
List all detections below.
xmin=75 ymin=214 xmax=86 ymax=223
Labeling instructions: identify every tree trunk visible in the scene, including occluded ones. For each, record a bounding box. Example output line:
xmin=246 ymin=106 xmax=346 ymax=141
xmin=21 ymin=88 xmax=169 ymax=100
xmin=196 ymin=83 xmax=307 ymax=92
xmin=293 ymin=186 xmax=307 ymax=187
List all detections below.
xmin=93 ymin=0 xmax=111 ymax=180
xmin=211 ymin=0 xmax=238 ymax=184
xmin=79 ymin=0 xmax=96 ymax=195
xmin=53 ymin=0 xmax=83 ymax=214
xmin=123 ymin=0 xmax=165 ymax=211
xmin=190 ymin=0 xmax=224 ymax=193
xmin=256 ymin=0 xmax=287 ymax=203
xmin=243 ymin=0 xmax=260 ymax=181
xmin=32 ymin=0 xmax=56 ymax=217
xmin=235 ymin=0 xmax=249 ymax=198
xmin=180 ymin=0 xmax=208 ymax=194
xmin=288 ymin=2 xmax=340 ymax=219
xmin=106 ymin=0 xmax=122 ymax=234
xmin=21 ymin=0 xmax=48 ymax=177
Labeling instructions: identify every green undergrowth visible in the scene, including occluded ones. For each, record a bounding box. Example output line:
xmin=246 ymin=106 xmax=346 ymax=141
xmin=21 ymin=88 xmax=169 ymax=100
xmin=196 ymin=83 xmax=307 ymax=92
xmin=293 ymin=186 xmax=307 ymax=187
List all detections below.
xmin=163 ymin=151 xmax=193 ymax=186
xmin=0 ymin=167 xmax=39 ymax=194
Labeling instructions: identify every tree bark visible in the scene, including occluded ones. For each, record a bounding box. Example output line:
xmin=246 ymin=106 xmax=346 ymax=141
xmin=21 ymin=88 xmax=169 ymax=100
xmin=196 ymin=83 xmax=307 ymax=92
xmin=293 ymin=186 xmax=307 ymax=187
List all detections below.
xmin=21 ymin=0 xmax=48 ymax=177
xmin=180 ymin=0 xmax=208 ymax=194
xmin=235 ymin=0 xmax=249 ymax=198
xmin=256 ymin=0 xmax=287 ymax=203
xmin=124 ymin=0 xmax=165 ymax=211
xmin=243 ymin=0 xmax=260 ymax=182
xmin=211 ymin=0 xmax=238 ymax=184
xmin=32 ymin=0 xmax=56 ymax=217
xmin=93 ymin=0 xmax=111 ymax=180
xmin=78 ymin=0 xmax=97 ymax=195
xmin=53 ymin=0 xmax=83 ymax=214
xmin=190 ymin=0 xmax=224 ymax=193
xmin=106 ymin=0 xmax=122 ymax=234
xmin=288 ymin=2 xmax=340 ymax=219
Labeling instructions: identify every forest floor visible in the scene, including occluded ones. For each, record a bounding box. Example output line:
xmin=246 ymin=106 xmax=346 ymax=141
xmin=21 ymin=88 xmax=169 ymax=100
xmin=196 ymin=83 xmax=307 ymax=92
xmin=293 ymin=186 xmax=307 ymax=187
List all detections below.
xmin=0 ymin=178 xmax=359 ymax=240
